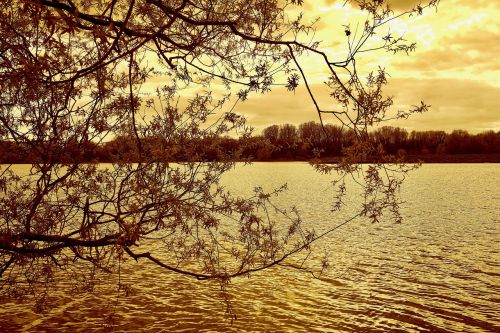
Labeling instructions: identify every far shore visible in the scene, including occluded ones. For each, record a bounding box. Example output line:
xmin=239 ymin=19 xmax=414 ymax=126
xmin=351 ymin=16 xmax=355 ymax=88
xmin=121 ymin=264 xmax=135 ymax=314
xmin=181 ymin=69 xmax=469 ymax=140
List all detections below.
xmin=317 ymin=154 xmax=500 ymax=164
xmin=2 ymin=154 xmax=500 ymax=165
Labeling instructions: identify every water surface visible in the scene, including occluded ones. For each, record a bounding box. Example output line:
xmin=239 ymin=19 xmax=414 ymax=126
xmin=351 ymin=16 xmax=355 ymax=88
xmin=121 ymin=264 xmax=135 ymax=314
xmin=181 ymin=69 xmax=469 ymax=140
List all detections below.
xmin=1 ymin=163 xmax=499 ymax=332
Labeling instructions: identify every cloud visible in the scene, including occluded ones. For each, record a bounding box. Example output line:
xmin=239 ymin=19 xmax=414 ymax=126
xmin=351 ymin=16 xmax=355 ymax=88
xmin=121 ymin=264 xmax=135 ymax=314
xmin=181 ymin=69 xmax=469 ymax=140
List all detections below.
xmin=239 ymin=1 xmax=500 ymax=133
xmin=322 ymin=0 xmax=431 ymax=11
xmin=235 ymin=86 xmax=323 ymax=131
xmin=236 ymin=78 xmax=500 ymax=134
xmin=321 ymin=0 xmax=499 ymax=11
xmin=384 ymin=78 xmax=500 ymax=132
xmin=394 ymin=29 xmax=500 ymax=73
xmin=386 ymin=0 xmax=422 ymax=11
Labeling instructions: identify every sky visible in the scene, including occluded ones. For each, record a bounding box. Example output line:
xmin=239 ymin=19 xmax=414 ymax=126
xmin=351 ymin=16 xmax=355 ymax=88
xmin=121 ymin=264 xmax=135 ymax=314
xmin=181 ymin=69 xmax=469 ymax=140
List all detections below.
xmin=235 ymin=0 xmax=500 ymax=134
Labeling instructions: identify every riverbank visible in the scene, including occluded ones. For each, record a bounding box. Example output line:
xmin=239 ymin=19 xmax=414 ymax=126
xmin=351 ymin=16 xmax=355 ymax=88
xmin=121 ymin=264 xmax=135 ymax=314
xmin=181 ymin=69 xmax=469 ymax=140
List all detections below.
xmin=315 ymin=154 xmax=500 ymax=164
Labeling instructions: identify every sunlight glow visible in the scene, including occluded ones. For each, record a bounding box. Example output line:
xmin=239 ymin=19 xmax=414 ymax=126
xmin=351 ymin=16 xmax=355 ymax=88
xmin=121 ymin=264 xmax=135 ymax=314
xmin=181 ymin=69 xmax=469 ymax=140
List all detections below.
xmin=448 ymin=13 xmax=487 ymax=30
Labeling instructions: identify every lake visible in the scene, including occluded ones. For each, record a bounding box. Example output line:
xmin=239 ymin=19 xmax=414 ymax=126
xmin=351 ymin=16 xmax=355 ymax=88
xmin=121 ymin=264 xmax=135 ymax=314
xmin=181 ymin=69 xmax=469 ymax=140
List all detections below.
xmin=1 ymin=163 xmax=499 ymax=332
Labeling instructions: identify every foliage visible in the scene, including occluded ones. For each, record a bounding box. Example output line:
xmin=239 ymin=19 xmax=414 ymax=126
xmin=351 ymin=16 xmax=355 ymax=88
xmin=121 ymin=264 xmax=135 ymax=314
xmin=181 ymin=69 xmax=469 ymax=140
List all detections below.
xmin=1 ymin=124 xmax=499 ymax=164
xmin=0 ymin=0 xmax=440 ymax=313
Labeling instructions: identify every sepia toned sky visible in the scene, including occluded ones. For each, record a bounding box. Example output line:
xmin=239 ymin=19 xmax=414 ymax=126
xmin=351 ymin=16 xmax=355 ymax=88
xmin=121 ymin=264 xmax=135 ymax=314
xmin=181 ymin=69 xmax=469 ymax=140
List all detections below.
xmin=237 ymin=0 xmax=500 ymax=133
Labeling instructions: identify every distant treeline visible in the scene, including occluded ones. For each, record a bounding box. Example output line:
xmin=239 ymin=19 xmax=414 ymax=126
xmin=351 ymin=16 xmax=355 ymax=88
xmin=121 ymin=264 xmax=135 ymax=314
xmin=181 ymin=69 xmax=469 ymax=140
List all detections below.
xmin=1 ymin=122 xmax=500 ymax=163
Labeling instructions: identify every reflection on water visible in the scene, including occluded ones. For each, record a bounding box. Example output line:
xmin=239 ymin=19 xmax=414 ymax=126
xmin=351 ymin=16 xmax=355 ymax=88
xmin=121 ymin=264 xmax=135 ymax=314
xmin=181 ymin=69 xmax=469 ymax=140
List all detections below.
xmin=1 ymin=163 xmax=499 ymax=332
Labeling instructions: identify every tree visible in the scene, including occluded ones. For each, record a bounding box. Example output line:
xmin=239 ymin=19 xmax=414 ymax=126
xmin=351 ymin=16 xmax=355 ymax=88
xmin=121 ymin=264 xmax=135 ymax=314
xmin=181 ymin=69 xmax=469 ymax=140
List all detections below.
xmin=408 ymin=130 xmax=446 ymax=154
xmin=372 ymin=126 xmax=408 ymax=154
xmin=298 ymin=121 xmax=323 ymax=156
xmin=263 ymin=125 xmax=280 ymax=146
xmin=277 ymin=124 xmax=298 ymax=146
xmin=0 ymin=0 xmax=439 ymax=312
xmin=473 ymin=130 xmax=500 ymax=154
xmin=323 ymin=124 xmax=350 ymax=156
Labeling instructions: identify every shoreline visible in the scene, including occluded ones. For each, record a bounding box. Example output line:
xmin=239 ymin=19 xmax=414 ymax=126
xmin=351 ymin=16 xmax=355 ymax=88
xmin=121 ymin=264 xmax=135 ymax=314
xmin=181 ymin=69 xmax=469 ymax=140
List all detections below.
xmin=2 ymin=154 xmax=500 ymax=164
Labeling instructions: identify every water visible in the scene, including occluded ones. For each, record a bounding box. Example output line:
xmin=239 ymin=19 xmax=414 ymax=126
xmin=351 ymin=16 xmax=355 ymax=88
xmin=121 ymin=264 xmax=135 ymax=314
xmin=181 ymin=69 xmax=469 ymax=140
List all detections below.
xmin=1 ymin=163 xmax=499 ymax=332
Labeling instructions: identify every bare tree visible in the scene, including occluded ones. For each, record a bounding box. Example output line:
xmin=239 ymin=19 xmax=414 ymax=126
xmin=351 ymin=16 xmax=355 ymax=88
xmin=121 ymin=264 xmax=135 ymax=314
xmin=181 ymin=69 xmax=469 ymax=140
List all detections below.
xmin=0 ymin=0 xmax=439 ymax=309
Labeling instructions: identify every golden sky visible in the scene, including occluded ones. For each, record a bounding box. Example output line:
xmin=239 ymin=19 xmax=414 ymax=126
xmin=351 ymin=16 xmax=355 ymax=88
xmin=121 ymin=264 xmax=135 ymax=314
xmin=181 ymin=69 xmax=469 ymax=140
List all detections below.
xmin=237 ymin=0 xmax=500 ymax=133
